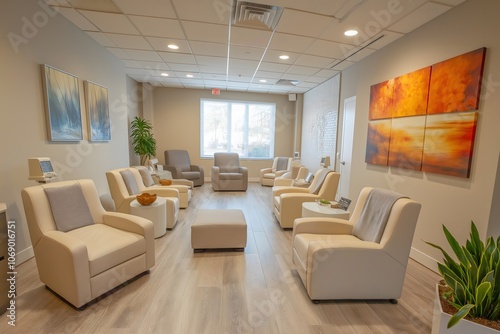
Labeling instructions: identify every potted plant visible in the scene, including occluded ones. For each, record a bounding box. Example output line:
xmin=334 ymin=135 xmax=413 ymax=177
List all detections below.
xmin=130 ymin=116 xmax=157 ymax=165
xmin=426 ymin=222 xmax=500 ymax=333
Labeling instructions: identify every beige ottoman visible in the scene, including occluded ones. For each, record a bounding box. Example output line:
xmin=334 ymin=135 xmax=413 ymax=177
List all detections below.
xmin=191 ymin=209 xmax=247 ymax=251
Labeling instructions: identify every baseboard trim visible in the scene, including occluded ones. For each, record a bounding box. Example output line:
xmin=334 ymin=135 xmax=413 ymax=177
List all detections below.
xmin=16 ymin=246 xmax=34 ymax=266
xmin=410 ymin=247 xmax=439 ymax=273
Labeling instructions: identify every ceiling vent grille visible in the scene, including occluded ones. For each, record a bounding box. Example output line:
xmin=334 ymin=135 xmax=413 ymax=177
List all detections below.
xmin=233 ymin=1 xmax=283 ymax=31
xmin=276 ymin=79 xmax=300 ymax=86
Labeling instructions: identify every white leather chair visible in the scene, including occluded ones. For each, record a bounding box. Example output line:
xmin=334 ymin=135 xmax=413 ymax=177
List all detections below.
xmin=292 ymin=187 xmax=421 ymax=303
xmin=273 ymin=166 xmax=310 ymax=187
xmin=21 ymin=179 xmax=155 ymax=309
xmin=272 ymin=169 xmax=340 ymax=228
xmin=260 ymin=157 xmax=292 ymax=186
xmin=106 ymin=168 xmax=180 ymax=228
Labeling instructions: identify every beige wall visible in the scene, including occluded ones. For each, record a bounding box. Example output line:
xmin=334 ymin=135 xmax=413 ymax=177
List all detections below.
xmin=0 ymin=1 xmax=136 ymax=263
xmin=152 ymin=87 xmax=296 ymax=180
xmin=337 ymin=0 xmax=500 ymax=270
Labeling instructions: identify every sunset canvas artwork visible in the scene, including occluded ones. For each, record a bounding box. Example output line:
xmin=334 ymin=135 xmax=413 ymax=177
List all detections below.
xmin=427 ymin=47 xmax=486 ymax=114
xmin=369 ymin=79 xmax=394 ymax=120
xmin=365 ymin=119 xmax=391 ymax=166
xmin=392 ymin=67 xmax=431 ymax=118
xmin=388 ymin=116 xmax=426 ymax=170
xmin=421 ymin=112 xmax=478 ymax=178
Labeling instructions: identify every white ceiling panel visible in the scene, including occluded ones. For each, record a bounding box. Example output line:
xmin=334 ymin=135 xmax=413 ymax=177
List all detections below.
xmin=129 ymin=16 xmax=185 ymax=39
xmin=79 ymin=10 xmax=139 ymax=34
xmin=49 ymin=0 xmax=467 ymax=94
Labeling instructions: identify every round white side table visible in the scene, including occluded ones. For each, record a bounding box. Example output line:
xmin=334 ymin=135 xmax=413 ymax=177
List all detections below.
xmin=302 ymin=202 xmax=350 ymax=219
xmin=130 ymin=197 xmax=167 ymax=238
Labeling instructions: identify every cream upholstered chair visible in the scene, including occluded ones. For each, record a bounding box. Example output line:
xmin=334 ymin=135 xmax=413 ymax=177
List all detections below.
xmin=106 ymin=168 xmax=180 ymax=228
xmin=164 ymin=150 xmax=204 ymax=186
xmin=146 ymin=159 xmax=194 ymax=189
xmin=273 ymin=166 xmax=310 ymax=187
xmin=259 ymin=157 xmax=292 ymax=186
xmin=21 ymin=179 xmax=155 ymax=309
xmin=211 ymin=152 xmax=248 ymax=191
xmin=292 ymin=187 xmax=421 ymax=303
xmin=273 ymin=169 xmax=340 ymax=228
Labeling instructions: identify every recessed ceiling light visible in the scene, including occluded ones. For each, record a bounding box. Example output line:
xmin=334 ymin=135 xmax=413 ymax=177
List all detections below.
xmin=168 ymin=44 xmax=179 ymax=50
xmin=186 ymin=74 xmax=194 ymax=78
xmin=259 ymin=79 xmax=267 ymax=83
xmin=160 ymin=72 xmax=169 ymax=77
xmin=279 ymin=55 xmax=289 ymax=60
xmin=344 ymin=29 xmax=358 ymax=37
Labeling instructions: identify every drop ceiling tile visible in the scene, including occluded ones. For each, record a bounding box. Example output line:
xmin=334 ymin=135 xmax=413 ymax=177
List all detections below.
xmin=104 ymin=33 xmax=152 ymax=50
xmin=227 ymin=74 xmax=252 ymax=82
xmin=315 ymin=68 xmax=339 ymax=78
xmin=268 ymin=33 xmax=315 ymax=53
xmin=198 ymin=65 xmax=227 ymax=75
xmin=129 ymin=16 xmax=185 ymax=39
xmin=280 ymin=73 xmax=309 ymax=82
xmin=113 ymin=0 xmax=176 ymax=18
xmin=147 ymin=70 xmax=174 ymax=77
xmin=361 ymin=31 xmax=404 ymax=49
xmin=203 ymin=80 xmax=228 ymax=87
xmin=262 ymin=50 xmax=300 ymax=64
xmin=190 ymin=41 xmax=228 ymax=57
xmin=136 ymin=61 xmax=170 ymax=70
xmin=106 ymin=47 xmax=131 ymax=59
xmin=258 ymin=62 xmax=291 ymax=73
xmin=86 ymin=32 xmax=116 ymax=47
xmin=295 ymin=54 xmax=336 ymax=68
xmin=229 ymin=58 xmax=259 ymax=70
xmin=229 ymin=45 xmax=265 ymax=61
xmin=252 ymin=78 xmax=278 ymax=84
xmin=286 ymin=65 xmax=320 ymax=76
xmin=195 ymin=55 xmax=227 ymax=67
xmin=255 ymin=71 xmax=284 ymax=79
xmin=172 ymin=0 xmax=230 ymax=24
xmin=175 ymin=72 xmax=201 ymax=79
xmin=57 ymin=7 xmax=98 ymax=31
xmin=158 ymin=52 xmax=196 ymax=64
xmin=202 ymin=73 xmax=226 ymax=80
xmin=388 ymin=2 xmax=451 ymax=34
xmin=306 ymin=39 xmax=355 ymax=59
xmin=330 ymin=60 xmax=355 ymax=71
xmin=79 ymin=10 xmax=139 ymax=34
xmin=122 ymin=59 xmax=142 ymax=68
xmin=276 ymin=9 xmax=334 ymax=38
xmin=182 ymin=21 xmax=228 ymax=44
xmin=168 ymin=63 xmax=200 ymax=72
xmin=304 ymin=75 xmax=329 ymax=84
xmin=230 ymin=26 xmax=272 ymax=48
xmin=179 ymin=77 xmax=204 ymax=84
xmin=123 ymin=49 xmax=162 ymax=61
xmin=146 ymin=37 xmax=191 ymax=52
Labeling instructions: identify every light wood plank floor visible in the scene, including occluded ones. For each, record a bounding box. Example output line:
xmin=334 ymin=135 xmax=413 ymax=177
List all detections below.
xmin=2 ymin=183 xmax=440 ymax=333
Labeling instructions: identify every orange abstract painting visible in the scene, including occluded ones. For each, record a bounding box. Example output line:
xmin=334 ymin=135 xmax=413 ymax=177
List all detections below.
xmin=421 ymin=112 xmax=478 ymax=178
xmin=365 ymin=120 xmax=391 ymax=165
xmin=369 ymin=80 xmax=394 ymax=120
xmin=392 ymin=67 xmax=430 ymax=118
xmin=388 ymin=116 xmax=425 ymax=170
xmin=427 ymin=48 xmax=486 ymax=114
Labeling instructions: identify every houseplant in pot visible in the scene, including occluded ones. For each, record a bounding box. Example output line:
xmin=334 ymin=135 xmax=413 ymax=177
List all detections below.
xmin=426 ymin=221 xmax=500 ymax=333
xmin=130 ymin=116 xmax=156 ymax=165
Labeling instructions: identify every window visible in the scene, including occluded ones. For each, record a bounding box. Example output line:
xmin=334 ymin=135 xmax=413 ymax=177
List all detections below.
xmin=201 ymin=99 xmax=275 ymax=158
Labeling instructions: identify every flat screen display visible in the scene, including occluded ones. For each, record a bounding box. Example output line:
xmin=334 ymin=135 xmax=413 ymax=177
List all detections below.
xmin=40 ymin=160 xmax=54 ymax=173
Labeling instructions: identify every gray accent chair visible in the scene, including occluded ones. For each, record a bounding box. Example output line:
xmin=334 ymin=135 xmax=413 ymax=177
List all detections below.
xmin=163 ymin=150 xmax=204 ymax=187
xmin=211 ymin=152 xmax=248 ymax=191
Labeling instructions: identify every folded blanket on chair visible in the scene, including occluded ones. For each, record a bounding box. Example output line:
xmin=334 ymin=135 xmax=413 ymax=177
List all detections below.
xmin=353 ymin=188 xmax=408 ymax=243
xmin=309 ymin=168 xmax=332 ymax=194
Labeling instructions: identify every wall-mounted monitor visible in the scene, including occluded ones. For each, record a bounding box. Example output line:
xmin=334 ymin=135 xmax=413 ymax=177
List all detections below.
xmin=320 ymin=156 xmax=331 ymax=167
xmin=28 ymin=157 xmax=57 ymax=182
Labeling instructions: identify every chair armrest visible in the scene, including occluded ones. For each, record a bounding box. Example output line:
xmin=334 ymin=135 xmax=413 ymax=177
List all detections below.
xmin=141 ymin=187 xmax=179 ymax=198
xmin=260 ymin=167 xmax=273 ymax=177
xmin=274 ymin=178 xmax=293 ymax=186
xmin=274 ymin=170 xmax=288 ymax=178
xmin=292 ymin=217 xmax=354 ymax=239
xmin=163 ymin=165 xmax=182 ymax=179
xmin=211 ymin=166 xmax=220 ymax=178
xmin=239 ymin=167 xmax=248 ymax=176
xmin=273 ymin=186 xmax=310 ymax=197
xmin=190 ymin=165 xmax=203 ymax=172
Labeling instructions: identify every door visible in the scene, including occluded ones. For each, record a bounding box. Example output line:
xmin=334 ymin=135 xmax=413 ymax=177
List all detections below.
xmin=338 ymin=96 xmax=356 ymax=200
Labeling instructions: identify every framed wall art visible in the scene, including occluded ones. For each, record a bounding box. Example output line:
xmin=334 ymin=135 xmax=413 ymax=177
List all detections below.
xmin=42 ymin=64 xmax=82 ymax=141
xmin=84 ymin=81 xmax=110 ymax=141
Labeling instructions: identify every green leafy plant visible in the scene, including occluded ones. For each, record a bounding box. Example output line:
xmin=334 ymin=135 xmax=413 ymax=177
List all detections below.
xmin=426 ymin=221 xmax=500 ymax=329
xmin=130 ymin=116 xmax=156 ymax=165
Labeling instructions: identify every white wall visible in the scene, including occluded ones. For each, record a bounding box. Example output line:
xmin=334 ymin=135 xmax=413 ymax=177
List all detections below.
xmin=0 ymin=1 xmax=135 ymax=263
xmin=338 ymin=0 xmax=500 ymax=270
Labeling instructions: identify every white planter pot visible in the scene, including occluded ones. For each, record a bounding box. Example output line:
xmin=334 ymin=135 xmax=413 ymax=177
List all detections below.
xmin=432 ymin=284 xmax=499 ymax=334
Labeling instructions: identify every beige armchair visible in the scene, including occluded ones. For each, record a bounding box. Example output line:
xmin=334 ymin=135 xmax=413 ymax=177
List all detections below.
xmin=21 ymin=179 xmax=155 ymax=309
xmin=292 ymin=187 xmax=421 ymax=303
xmin=273 ymin=166 xmax=310 ymax=187
xmin=273 ymin=169 xmax=340 ymax=228
xmin=106 ymin=168 xmax=180 ymax=228
xmin=260 ymin=157 xmax=292 ymax=186
xmin=164 ymin=150 xmax=204 ymax=186
xmin=211 ymin=152 xmax=248 ymax=191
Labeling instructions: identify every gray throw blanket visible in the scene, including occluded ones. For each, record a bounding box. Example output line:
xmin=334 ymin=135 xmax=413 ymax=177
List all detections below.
xmin=353 ymin=188 xmax=408 ymax=243
xmin=275 ymin=157 xmax=289 ymax=171
xmin=309 ymin=168 xmax=332 ymax=194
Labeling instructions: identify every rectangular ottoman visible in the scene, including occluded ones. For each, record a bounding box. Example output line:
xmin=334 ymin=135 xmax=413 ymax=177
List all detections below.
xmin=191 ymin=209 xmax=247 ymax=251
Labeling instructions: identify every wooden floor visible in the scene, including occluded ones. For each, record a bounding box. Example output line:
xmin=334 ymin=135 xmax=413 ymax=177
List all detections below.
xmin=2 ymin=183 xmax=440 ymax=333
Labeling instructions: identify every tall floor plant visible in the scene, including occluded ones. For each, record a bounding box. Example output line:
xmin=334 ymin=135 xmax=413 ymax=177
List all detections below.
xmin=130 ymin=116 xmax=156 ymax=165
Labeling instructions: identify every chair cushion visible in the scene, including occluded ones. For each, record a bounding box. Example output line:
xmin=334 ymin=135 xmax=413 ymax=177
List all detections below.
xmin=263 ymin=172 xmax=276 ymax=179
xmin=120 ymin=170 xmax=140 ymax=195
xmin=68 ymin=224 xmax=145 ymax=277
xmin=294 ymin=234 xmax=360 ymax=264
xmin=44 ymin=183 xmax=94 ymax=232
xmin=275 ymin=157 xmax=289 ymax=171
xmin=138 ymin=168 xmax=155 ymax=187
xmin=181 ymin=171 xmax=201 ymax=180
xmin=219 ymin=173 xmax=243 ymax=180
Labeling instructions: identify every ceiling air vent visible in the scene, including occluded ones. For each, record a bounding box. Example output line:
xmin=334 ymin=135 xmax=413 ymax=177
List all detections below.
xmin=276 ymin=79 xmax=300 ymax=86
xmin=233 ymin=1 xmax=283 ymax=31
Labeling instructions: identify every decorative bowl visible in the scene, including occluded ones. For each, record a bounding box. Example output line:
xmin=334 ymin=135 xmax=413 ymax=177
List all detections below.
xmin=136 ymin=193 xmax=157 ymax=206
xmin=317 ymin=199 xmax=331 ymax=207
xmin=159 ymin=179 xmax=172 ymax=186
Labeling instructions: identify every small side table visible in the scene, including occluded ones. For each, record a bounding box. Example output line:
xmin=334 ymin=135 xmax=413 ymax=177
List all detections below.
xmin=302 ymin=202 xmax=350 ymax=219
xmin=130 ymin=197 xmax=167 ymax=238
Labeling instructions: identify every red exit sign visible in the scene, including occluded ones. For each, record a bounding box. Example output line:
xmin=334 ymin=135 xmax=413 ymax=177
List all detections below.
xmin=212 ymin=88 xmax=220 ymax=95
